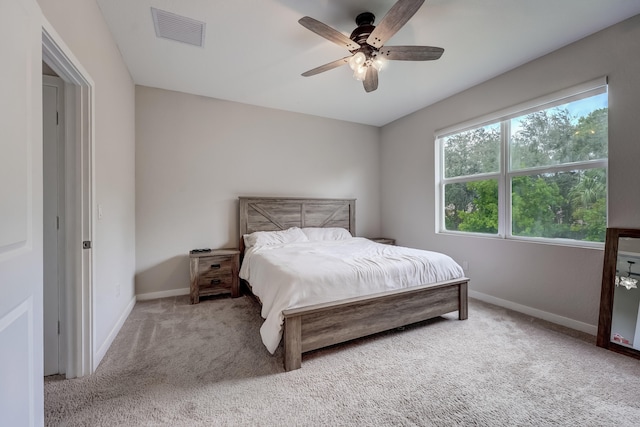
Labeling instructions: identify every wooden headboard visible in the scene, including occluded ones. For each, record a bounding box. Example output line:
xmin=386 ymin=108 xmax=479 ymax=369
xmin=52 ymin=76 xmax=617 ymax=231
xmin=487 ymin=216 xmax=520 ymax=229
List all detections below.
xmin=238 ymin=197 xmax=356 ymax=238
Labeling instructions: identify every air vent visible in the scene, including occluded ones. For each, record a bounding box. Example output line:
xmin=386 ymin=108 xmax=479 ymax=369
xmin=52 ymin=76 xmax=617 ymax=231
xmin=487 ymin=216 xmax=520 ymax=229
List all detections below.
xmin=151 ymin=7 xmax=206 ymax=47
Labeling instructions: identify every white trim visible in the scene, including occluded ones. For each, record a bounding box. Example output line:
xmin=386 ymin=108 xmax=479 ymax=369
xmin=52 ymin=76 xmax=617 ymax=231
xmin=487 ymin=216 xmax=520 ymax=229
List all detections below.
xmin=42 ymin=18 xmax=95 ymax=378
xmin=469 ymin=290 xmax=597 ymax=336
xmin=508 ymin=158 xmax=608 ymax=177
xmin=136 ymin=287 xmax=190 ymax=301
xmin=435 ymin=76 xmax=608 ymax=138
xmin=94 ymin=296 xmax=135 ymax=367
xmin=441 ymin=171 xmax=501 ymax=184
xmin=439 ymin=229 xmax=604 ymax=249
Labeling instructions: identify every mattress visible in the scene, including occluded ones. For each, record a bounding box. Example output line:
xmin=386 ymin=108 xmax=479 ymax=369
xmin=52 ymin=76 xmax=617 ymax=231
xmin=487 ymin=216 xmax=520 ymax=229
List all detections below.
xmin=239 ymin=237 xmax=464 ymax=354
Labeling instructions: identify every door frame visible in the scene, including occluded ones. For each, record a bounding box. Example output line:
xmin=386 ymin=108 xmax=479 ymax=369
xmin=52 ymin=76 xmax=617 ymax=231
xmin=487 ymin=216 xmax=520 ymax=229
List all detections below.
xmin=42 ymin=20 xmax=95 ymax=378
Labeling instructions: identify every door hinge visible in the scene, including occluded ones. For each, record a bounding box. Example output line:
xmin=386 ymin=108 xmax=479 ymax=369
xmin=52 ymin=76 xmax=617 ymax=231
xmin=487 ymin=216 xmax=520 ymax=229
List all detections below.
xmin=56 ymin=216 xmax=60 ymax=230
xmin=82 ymin=240 xmax=92 ymax=249
xmin=56 ymin=111 xmax=59 ymax=125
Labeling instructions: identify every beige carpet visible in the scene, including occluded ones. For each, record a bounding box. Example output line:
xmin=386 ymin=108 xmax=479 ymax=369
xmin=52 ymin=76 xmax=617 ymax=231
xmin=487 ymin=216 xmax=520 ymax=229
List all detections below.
xmin=45 ymin=296 xmax=640 ymax=426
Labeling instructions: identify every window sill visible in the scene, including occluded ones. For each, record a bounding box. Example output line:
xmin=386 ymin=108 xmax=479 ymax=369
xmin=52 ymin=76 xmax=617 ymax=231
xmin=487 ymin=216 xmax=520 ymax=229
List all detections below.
xmin=437 ymin=230 xmax=604 ymax=250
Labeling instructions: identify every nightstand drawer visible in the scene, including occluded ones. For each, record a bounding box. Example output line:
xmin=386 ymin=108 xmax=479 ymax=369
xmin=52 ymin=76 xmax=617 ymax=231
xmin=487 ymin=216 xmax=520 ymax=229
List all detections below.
xmin=197 ymin=255 xmax=234 ymax=276
xmin=198 ymin=271 xmax=233 ymax=288
xmin=189 ymin=249 xmax=240 ymax=304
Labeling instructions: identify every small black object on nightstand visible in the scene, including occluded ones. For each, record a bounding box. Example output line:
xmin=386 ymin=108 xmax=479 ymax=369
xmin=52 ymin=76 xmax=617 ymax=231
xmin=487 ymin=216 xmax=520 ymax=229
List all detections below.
xmin=189 ymin=248 xmax=211 ymax=254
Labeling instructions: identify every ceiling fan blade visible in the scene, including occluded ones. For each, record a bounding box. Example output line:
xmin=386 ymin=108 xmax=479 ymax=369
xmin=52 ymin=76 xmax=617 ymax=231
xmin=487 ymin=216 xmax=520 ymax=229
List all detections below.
xmin=379 ymin=46 xmax=444 ymax=61
xmin=301 ymin=56 xmax=351 ymax=77
xmin=299 ymin=16 xmax=361 ymax=51
xmin=367 ymin=0 xmax=425 ymax=48
xmin=363 ymin=66 xmax=378 ymax=93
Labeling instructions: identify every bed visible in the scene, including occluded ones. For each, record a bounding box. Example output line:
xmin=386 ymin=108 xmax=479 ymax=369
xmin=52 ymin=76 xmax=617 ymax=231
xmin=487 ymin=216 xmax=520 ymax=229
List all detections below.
xmin=238 ymin=196 xmax=469 ymax=371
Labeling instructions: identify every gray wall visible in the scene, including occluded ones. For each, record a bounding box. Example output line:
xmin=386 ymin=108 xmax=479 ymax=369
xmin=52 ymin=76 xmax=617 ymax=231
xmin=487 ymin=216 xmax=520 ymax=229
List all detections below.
xmin=380 ymin=15 xmax=640 ymax=332
xmin=135 ymin=86 xmax=381 ymax=297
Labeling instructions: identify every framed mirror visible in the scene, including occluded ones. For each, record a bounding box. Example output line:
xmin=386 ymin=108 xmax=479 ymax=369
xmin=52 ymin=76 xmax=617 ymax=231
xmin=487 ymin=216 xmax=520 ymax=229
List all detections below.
xmin=597 ymin=227 xmax=640 ymax=358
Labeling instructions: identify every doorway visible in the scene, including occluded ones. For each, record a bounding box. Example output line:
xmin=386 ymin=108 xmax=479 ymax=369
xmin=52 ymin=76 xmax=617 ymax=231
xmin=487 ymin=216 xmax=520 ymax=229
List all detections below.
xmin=42 ymin=24 xmax=95 ymax=378
xmin=42 ymin=73 xmax=66 ymax=376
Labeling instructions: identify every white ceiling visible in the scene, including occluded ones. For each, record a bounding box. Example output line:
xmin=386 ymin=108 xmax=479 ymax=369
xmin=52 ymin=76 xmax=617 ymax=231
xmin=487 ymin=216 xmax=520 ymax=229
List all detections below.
xmin=95 ymin=0 xmax=640 ymax=127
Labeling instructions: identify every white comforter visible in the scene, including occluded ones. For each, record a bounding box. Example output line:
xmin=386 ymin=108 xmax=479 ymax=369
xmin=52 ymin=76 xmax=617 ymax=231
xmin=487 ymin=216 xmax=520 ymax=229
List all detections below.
xmin=239 ymin=237 xmax=464 ymax=354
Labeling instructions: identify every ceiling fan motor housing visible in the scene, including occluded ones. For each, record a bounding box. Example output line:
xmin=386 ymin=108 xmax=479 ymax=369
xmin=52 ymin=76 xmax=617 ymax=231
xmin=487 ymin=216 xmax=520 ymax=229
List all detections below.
xmin=350 ymin=12 xmax=376 ymax=48
xmin=355 ymin=12 xmax=375 ymax=26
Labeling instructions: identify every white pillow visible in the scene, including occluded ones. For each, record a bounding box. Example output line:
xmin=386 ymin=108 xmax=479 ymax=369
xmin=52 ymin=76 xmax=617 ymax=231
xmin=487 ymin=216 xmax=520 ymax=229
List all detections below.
xmin=301 ymin=227 xmax=352 ymax=241
xmin=243 ymin=227 xmax=308 ymax=248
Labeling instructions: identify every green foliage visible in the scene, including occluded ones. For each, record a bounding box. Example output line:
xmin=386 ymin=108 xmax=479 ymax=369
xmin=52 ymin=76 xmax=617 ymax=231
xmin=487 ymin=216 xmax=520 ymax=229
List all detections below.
xmin=512 ymin=176 xmax=563 ymax=237
xmin=443 ymin=103 xmax=607 ymax=242
xmin=457 ymin=180 xmax=499 ymax=234
xmin=444 ymin=182 xmax=474 ymax=231
xmin=569 ymin=169 xmax=607 ymax=241
xmin=444 ymin=125 xmax=500 ymax=178
xmin=511 ymin=110 xmax=575 ymax=169
xmin=572 ymin=198 xmax=607 ymax=242
xmin=573 ymin=108 xmax=608 ymax=160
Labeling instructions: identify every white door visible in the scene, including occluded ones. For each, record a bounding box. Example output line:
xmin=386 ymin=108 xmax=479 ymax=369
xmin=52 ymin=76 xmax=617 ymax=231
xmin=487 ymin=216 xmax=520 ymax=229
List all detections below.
xmin=0 ymin=0 xmax=45 ymax=425
xmin=43 ymin=75 xmax=65 ymax=376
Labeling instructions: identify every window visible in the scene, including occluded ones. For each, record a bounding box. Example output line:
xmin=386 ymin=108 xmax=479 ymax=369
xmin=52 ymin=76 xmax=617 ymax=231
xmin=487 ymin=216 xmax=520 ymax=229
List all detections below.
xmin=437 ymin=78 xmax=608 ymax=245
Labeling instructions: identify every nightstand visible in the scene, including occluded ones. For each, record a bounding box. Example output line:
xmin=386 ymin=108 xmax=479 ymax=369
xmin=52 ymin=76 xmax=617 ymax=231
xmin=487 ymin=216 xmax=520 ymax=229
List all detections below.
xmin=189 ymin=249 xmax=240 ymax=304
xmin=369 ymin=237 xmax=396 ymax=245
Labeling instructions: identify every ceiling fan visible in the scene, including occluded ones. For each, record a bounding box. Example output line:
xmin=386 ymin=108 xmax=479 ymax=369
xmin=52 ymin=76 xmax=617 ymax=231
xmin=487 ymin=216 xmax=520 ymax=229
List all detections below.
xmin=298 ymin=0 xmax=444 ymax=93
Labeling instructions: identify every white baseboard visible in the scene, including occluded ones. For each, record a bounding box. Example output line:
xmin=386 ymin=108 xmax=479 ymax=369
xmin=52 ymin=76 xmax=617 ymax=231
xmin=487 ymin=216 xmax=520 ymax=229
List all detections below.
xmin=94 ymin=295 xmax=136 ymax=367
xmin=136 ymin=287 xmax=189 ymax=301
xmin=469 ymin=290 xmax=597 ymax=336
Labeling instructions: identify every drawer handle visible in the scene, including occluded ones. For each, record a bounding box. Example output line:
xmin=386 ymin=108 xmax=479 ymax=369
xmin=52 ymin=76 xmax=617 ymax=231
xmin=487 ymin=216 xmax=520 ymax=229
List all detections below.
xmin=211 ymin=279 xmax=221 ymax=285
xmin=211 ymin=264 xmax=221 ymax=269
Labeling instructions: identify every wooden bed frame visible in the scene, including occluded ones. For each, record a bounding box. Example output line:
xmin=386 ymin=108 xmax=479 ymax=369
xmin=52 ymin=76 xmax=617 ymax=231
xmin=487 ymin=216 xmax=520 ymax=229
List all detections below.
xmin=238 ymin=196 xmax=469 ymax=371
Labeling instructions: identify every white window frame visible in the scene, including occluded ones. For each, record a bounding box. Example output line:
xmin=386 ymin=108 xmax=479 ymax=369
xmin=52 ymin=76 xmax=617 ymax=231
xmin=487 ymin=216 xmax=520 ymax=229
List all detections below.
xmin=435 ymin=77 xmax=608 ymax=248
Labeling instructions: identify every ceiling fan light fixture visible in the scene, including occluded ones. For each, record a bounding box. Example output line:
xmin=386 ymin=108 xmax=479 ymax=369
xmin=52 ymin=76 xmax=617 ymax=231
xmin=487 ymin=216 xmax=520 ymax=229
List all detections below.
xmin=349 ymin=52 xmax=367 ymax=71
xmin=372 ymin=56 xmax=387 ymax=72
xmin=618 ymin=275 xmax=638 ymax=290
xmin=616 ymin=260 xmax=638 ymax=290
xmin=353 ymin=64 xmax=367 ymax=81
